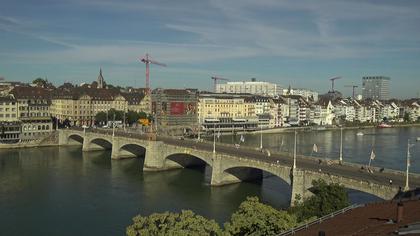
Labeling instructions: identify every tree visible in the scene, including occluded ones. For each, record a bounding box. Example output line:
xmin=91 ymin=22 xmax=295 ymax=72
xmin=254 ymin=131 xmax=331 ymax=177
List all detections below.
xmin=126 ymin=110 xmax=140 ymax=125
xmin=95 ymin=111 xmax=107 ymax=125
xmin=126 ymin=210 xmax=223 ymax=236
xmin=404 ymin=112 xmax=411 ymax=122
xmin=32 ymin=77 xmax=54 ymax=88
xmin=224 ymin=196 xmax=297 ymax=236
xmin=290 ymin=179 xmax=349 ymax=222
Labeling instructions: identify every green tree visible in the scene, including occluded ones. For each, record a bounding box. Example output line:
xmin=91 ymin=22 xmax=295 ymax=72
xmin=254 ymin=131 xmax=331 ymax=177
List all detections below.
xmin=95 ymin=111 xmax=107 ymax=125
xmin=290 ymin=179 xmax=350 ymax=222
xmin=126 ymin=210 xmax=223 ymax=236
xmin=126 ymin=110 xmax=140 ymax=125
xmin=32 ymin=77 xmax=54 ymax=88
xmin=138 ymin=111 xmax=148 ymax=119
xmin=224 ymin=196 xmax=297 ymax=236
xmin=108 ymin=108 xmax=124 ymax=121
xmin=403 ymin=112 xmax=411 ymax=122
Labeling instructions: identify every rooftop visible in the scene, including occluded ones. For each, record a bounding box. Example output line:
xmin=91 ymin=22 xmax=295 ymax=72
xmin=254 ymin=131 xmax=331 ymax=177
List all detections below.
xmin=295 ymin=199 xmax=420 ymax=236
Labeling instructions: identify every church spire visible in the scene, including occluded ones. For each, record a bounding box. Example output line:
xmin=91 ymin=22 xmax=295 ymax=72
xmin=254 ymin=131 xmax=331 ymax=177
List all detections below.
xmin=97 ymin=68 xmax=105 ymax=89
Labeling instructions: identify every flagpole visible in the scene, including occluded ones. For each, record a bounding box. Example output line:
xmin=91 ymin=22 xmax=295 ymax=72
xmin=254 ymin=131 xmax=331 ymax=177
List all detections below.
xmin=404 ymin=139 xmax=410 ymax=191
xmin=293 ymin=130 xmax=297 ymax=169
xmin=339 ymin=127 xmax=343 ymax=164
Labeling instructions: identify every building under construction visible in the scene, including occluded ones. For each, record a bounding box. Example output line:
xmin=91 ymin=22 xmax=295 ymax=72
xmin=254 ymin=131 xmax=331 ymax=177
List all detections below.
xmin=151 ymin=88 xmax=198 ymax=135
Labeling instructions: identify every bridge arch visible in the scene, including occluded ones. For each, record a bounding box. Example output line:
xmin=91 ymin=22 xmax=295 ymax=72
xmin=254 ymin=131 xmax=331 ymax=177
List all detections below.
xmin=118 ymin=143 xmax=147 ymax=158
xmin=297 ymin=170 xmax=398 ymax=201
xmin=88 ymin=137 xmax=113 ymax=150
xmin=220 ymin=163 xmax=292 ymax=186
xmin=67 ymin=133 xmax=84 ymax=145
xmin=164 ymin=152 xmax=212 ymax=169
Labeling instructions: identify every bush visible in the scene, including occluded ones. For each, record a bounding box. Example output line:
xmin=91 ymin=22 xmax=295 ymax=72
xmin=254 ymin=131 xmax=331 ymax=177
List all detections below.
xmin=126 ymin=210 xmax=223 ymax=236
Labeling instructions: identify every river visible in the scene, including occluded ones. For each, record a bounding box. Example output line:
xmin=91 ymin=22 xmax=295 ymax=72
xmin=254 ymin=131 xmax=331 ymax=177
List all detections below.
xmin=0 ymin=127 xmax=419 ymax=235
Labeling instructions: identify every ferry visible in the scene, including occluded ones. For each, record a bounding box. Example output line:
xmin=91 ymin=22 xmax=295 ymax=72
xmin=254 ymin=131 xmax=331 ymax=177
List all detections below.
xmin=356 ymin=132 xmax=364 ymax=136
xmin=378 ymin=123 xmax=392 ymax=128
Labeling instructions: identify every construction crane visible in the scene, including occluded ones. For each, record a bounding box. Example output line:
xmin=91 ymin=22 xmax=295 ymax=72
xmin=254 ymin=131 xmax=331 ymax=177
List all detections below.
xmin=344 ymin=85 xmax=359 ymax=99
xmin=140 ymin=53 xmax=166 ymax=93
xmin=211 ymin=76 xmax=229 ymax=92
xmin=329 ymin=76 xmax=342 ymax=92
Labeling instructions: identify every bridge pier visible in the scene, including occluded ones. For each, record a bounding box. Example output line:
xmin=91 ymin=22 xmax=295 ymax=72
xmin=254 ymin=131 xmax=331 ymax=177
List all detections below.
xmin=143 ymin=141 xmax=183 ymax=171
xmin=111 ymin=138 xmax=137 ymax=160
xmin=211 ymin=154 xmax=242 ymax=186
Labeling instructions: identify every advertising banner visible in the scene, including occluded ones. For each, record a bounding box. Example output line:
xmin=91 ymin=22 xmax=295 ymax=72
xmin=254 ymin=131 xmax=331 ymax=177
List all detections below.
xmin=170 ymin=102 xmax=185 ymax=115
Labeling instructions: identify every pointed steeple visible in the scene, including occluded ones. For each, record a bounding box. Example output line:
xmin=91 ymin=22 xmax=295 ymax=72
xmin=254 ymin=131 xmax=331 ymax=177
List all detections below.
xmin=97 ymin=68 xmax=105 ymax=89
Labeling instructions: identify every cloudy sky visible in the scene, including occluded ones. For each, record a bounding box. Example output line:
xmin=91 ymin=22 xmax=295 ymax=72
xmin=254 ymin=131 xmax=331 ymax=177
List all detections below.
xmin=1 ymin=0 xmax=419 ymax=98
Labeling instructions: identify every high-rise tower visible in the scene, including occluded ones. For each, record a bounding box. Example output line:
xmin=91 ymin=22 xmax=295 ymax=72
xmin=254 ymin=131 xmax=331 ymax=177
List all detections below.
xmin=362 ymin=76 xmax=390 ymax=100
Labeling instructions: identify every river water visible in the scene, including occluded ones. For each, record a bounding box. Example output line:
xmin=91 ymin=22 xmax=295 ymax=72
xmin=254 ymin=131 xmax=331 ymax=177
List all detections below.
xmin=0 ymin=127 xmax=419 ymax=235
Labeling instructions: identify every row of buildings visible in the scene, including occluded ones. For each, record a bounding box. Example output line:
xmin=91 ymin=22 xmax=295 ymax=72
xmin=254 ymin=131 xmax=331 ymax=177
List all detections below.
xmin=0 ymin=72 xmax=417 ymax=141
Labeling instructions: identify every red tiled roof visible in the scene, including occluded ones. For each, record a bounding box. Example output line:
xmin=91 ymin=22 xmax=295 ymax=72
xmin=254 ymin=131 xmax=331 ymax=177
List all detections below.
xmin=296 ymin=199 xmax=420 ymax=236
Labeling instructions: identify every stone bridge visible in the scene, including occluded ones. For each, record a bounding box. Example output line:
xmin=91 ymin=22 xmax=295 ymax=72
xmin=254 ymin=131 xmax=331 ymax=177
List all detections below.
xmin=59 ymin=129 xmax=418 ymax=205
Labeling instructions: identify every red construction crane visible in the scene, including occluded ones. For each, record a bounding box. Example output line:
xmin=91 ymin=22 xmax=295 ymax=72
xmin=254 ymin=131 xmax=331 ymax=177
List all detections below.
xmin=211 ymin=76 xmax=229 ymax=92
xmin=140 ymin=53 xmax=166 ymax=93
xmin=329 ymin=76 xmax=342 ymax=92
xmin=344 ymin=85 xmax=359 ymax=99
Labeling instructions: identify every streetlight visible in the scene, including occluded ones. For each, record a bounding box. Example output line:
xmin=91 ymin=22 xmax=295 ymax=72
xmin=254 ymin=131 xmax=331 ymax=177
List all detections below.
xmin=293 ymin=130 xmax=297 ymax=169
xmin=112 ymin=113 xmax=116 ymax=137
xmin=404 ymin=139 xmax=415 ymax=191
xmin=339 ymin=127 xmax=343 ymax=164
xmin=260 ymin=122 xmax=263 ymax=150
xmin=213 ymin=122 xmax=216 ymax=153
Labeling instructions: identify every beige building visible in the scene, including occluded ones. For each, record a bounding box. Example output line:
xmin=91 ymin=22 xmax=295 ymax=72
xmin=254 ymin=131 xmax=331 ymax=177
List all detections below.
xmin=0 ymin=96 xmax=18 ymax=121
xmin=122 ymin=93 xmax=150 ymax=114
xmin=10 ymin=86 xmax=53 ymax=140
xmin=51 ymin=88 xmax=128 ymax=126
xmin=198 ymin=93 xmax=258 ymax=132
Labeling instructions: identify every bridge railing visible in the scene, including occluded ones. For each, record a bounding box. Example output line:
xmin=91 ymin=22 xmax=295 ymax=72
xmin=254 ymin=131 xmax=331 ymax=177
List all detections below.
xmin=278 ymin=203 xmax=363 ymax=236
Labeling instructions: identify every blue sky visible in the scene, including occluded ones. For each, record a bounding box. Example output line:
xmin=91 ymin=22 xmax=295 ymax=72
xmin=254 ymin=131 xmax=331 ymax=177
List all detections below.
xmin=1 ymin=0 xmax=419 ymax=98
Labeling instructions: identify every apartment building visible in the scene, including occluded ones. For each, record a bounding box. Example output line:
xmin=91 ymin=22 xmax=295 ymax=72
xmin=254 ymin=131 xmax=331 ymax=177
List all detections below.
xmin=10 ymin=87 xmax=53 ymax=140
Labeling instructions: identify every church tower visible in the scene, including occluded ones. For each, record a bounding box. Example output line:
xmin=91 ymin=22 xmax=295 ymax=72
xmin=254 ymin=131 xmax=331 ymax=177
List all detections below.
xmin=97 ymin=68 xmax=105 ymax=89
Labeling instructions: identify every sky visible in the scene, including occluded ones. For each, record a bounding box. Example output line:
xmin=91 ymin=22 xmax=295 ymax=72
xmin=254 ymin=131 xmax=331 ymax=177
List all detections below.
xmin=0 ymin=0 xmax=419 ymax=98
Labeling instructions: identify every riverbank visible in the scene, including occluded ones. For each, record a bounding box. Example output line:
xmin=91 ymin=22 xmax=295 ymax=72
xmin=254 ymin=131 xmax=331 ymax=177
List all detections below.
xmin=0 ymin=132 xmax=58 ymax=149
xmin=251 ymin=123 xmax=420 ymax=134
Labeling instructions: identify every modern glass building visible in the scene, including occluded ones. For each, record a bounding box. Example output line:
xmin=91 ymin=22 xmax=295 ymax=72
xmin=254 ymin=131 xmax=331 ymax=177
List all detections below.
xmin=362 ymin=76 xmax=391 ymax=100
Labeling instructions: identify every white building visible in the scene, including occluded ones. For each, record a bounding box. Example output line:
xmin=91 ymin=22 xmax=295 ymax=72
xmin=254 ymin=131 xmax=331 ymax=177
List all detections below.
xmin=216 ymin=81 xmax=279 ymax=97
xmin=282 ymin=88 xmax=319 ymax=102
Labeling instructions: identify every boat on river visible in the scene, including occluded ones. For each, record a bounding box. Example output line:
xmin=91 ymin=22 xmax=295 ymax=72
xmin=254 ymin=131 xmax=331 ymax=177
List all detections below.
xmin=378 ymin=123 xmax=392 ymax=128
xmin=417 ymin=137 xmax=420 ymax=142
xmin=356 ymin=132 xmax=364 ymax=136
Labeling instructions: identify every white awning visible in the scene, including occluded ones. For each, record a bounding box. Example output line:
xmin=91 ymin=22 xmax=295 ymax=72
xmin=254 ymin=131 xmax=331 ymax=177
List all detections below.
xmin=204 ymin=118 xmax=220 ymax=122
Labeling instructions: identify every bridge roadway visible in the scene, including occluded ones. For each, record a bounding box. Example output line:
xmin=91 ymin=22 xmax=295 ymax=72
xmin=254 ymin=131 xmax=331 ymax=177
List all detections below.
xmin=62 ymin=128 xmax=420 ymax=203
xmin=158 ymin=136 xmax=420 ymax=190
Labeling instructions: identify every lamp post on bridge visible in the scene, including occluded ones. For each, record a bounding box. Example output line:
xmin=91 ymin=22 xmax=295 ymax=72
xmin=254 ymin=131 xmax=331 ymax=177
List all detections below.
xmin=339 ymin=127 xmax=343 ymax=164
xmin=213 ymin=122 xmax=216 ymax=154
xmin=260 ymin=122 xmax=263 ymax=150
xmin=112 ymin=113 xmax=116 ymax=137
xmin=404 ymin=139 xmax=415 ymax=191
xmin=293 ymin=130 xmax=297 ymax=169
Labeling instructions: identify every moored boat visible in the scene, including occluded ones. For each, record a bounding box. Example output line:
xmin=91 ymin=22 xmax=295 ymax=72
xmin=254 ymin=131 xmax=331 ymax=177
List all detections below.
xmin=356 ymin=132 xmax=364 ymax=136
xmin=378 ymin=123 xmax=392 ymax=128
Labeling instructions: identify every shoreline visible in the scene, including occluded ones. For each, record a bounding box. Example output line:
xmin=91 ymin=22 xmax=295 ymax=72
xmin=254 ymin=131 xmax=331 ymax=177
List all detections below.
xmin=250 ymin=123 xmax=420 ymax=134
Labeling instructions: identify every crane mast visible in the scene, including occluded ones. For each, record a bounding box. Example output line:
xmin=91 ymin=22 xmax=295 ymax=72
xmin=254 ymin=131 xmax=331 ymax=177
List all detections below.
xmin=211 ymin=76 xmax=229 ymax=92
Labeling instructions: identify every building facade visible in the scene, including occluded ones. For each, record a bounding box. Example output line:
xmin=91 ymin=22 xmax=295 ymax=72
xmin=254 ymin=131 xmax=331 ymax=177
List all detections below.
xmin=152 ymin=89 xmax=198 ymax=135
xmin=197 ymin=93 xmax=258 ymax=132
xmin=216 ymin=81 xmax=279 ymax=97
xmin=10 ymin=87 xmax=53 ymax=140
xmin=362 ymin=76 xmax=391 ymax=100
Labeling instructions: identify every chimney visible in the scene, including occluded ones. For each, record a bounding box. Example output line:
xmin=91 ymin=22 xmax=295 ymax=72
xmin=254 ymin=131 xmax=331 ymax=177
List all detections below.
xmin=397 ymin=202 xmax=404 ymax=223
